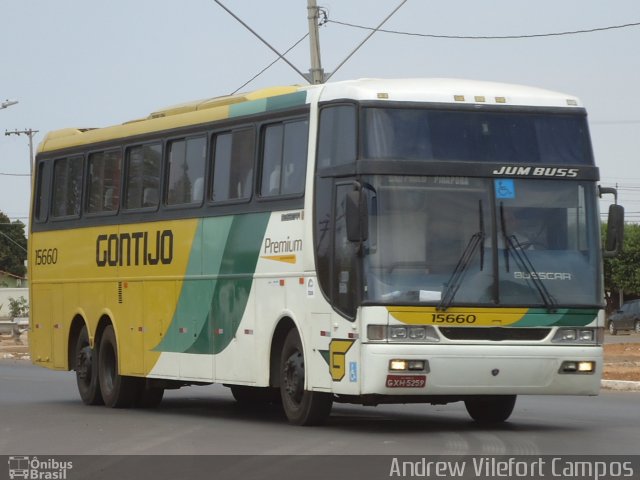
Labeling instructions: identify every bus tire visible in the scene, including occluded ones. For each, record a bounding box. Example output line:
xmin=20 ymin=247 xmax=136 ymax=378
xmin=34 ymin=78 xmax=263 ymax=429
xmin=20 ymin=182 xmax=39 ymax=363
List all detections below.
xmin=74 ymin=326 xmax=103 ymax=405
xmin=98 ymin=325 xmax=138 ymax=408
xmin=280 ymin=329 xmax=332 ymax=426
xmin=464 ymin=395 xmax=516 ymax=424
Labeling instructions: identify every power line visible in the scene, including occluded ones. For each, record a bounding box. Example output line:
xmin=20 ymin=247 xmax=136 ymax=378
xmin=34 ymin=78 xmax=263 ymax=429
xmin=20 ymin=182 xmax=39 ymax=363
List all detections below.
xmin=325 ymin=0 xmax=408 ymax=82
xmin=0 ymin=230 xmax=27 ymax=253
xmin=0 ymin=172 xmax=30 ymax=177
xmin=326 ymin=19 xmax=640 ymax=40
xmin=213 ymin=0 xmax=309 ymax=83
xmin=231 ymin=33 xmax=309 ymax=95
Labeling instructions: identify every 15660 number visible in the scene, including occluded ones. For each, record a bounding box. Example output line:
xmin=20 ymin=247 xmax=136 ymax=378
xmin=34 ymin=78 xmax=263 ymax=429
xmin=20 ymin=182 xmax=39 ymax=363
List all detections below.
xmin=431 ymin=313 xmax=476 ymax=324
xmin=35 ymin=248 xmax=58 ymax=265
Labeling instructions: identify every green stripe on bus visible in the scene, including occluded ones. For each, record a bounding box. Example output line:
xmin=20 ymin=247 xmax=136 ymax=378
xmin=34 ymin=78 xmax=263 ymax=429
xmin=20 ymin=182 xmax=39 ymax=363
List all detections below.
xmin=154 ymin=213 xmax=270 ymax=354
xmin=209 ymin=213 xmax=270 ymax=353
xmin=513 ymin=308 xmax=598 ymax=327
xmin=229 ymin=91 xmax=307 ymax=117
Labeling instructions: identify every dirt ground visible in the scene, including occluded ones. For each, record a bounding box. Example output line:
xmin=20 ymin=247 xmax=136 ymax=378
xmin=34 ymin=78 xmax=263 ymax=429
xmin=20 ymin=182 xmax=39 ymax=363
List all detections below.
xmin=2 ymin=334 xmax=639 ymax=381
xmin=0 ymin=333 xmax=30 ymax=359
xmin=603 ymin=342 xmax=640 ymax=381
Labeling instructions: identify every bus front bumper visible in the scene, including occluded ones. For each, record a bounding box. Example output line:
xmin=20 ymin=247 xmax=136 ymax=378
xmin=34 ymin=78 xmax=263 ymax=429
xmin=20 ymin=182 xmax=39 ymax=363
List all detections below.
xmin=360 ymin=343 xmax=602 ymax=396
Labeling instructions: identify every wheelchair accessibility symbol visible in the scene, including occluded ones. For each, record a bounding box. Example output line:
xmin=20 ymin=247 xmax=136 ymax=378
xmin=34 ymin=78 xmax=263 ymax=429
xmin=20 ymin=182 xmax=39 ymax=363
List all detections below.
xmin=495 ymin=179 xmax=515 ymax=199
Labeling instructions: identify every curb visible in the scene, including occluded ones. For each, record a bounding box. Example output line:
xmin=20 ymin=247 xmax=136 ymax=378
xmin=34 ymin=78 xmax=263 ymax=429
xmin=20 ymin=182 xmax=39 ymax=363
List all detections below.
xmin=601 ymin=380 xmax=640 ymax=391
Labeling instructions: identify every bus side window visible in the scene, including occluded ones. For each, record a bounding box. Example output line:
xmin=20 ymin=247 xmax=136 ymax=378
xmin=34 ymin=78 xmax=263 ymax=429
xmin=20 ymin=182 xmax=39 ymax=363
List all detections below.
xmin=317 ymin=105 xmax=356 ymax=168
xmin=261 ymin=124 xmax=283 ymax=196
xmin=87 ymin=149 xmax=122 ymax=214
xmin=52 ymin=155 xmax=83 ymax=218
xmin=33 ymin=161 xmax=50 ymax=222
xmin=166 ymin=136 xmax=206 ymax=206
xmin=124 ymin=143 xmax=162 ymax=210
xmin=260 ymin=118 xmax=308 ymax=197
xmin=211 ymin=128 xmax=254 ymax=202
xmin=282 ymin=120 xmax=308 ymax=195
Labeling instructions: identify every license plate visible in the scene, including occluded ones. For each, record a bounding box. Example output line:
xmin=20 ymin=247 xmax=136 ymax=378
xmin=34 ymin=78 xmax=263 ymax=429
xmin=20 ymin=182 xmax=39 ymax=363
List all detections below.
xmin=386 ymin=374 xmax=426 ymax=388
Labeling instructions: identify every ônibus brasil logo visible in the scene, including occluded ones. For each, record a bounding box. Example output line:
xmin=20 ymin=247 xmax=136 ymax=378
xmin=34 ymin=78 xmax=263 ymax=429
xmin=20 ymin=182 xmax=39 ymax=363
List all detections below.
xmin=8 ymin=456 xmax=73 ymax=480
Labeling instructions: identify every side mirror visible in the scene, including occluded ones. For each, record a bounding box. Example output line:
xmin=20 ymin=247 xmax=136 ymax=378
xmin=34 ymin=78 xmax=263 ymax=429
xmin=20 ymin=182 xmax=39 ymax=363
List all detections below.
xmin=346 ymin=188 xmax=368 ymax=242
xmin=604 ymin=204 xmax=624 ymax=258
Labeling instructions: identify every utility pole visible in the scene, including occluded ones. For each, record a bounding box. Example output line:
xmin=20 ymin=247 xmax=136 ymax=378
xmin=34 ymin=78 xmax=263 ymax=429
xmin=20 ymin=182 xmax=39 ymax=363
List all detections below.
xmin=5 ymin=128 xmax=39 ymax=177
xmin=306 ymin=0 xmax=325 ymax=84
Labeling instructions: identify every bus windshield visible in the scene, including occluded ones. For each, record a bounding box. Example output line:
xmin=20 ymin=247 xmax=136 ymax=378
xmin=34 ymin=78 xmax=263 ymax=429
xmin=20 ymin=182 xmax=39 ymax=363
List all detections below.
xmin=363 ymin=107 xmax=593 ymax=165
xmin=362 ymin=176 xmax=601 ymax=307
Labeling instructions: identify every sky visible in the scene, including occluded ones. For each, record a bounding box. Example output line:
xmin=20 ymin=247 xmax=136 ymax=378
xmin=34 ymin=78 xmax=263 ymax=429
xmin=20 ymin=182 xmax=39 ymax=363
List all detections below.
xmin=1 ymin=0 xmax=640 ymax=226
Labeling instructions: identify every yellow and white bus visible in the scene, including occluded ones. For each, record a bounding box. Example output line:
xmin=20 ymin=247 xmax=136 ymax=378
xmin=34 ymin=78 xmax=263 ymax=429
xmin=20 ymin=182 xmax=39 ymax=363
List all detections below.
xmin=29 ymin=78 xmax=623 ymax=425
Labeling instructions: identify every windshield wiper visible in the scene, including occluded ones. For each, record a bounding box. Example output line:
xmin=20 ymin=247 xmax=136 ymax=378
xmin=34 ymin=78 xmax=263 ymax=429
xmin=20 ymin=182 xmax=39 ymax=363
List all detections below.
xmin=438 ymin=200 xmax=485 ymax=311
xmin=499 ymin=204 xmax=557 ymax=312
xmin=505 ymin=235 xmax=557 ymax=312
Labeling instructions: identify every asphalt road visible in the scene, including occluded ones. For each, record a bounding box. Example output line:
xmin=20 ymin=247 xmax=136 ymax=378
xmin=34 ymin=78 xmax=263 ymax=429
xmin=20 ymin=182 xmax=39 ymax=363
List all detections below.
xmin=0 ymin=359 xmax=639 ymax=457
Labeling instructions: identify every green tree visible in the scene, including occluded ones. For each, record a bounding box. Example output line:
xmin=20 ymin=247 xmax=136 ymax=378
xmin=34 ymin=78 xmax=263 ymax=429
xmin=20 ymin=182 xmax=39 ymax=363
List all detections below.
xmin=0 ymin=210 xmax=27 ymax=278
xmin=603 ymin=223 xmax=640 ymax=311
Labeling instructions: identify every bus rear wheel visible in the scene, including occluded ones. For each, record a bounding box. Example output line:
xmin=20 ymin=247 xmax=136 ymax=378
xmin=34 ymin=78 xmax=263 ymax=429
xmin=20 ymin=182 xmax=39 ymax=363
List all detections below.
xmin=279 ymin=329 xmax=332 ymax=426
xmin=98 ymin=325 xmax=139 ymax=408
xmin=74 ymin=326 xmax=103 ymax=405
xmin=464 ymin=395 xmax=516 ymax=424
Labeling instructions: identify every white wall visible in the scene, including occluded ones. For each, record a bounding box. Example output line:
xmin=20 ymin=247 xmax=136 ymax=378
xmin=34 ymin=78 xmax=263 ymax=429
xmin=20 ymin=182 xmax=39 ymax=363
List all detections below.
xmin=0 ymin=288 xmax=29 ymax=319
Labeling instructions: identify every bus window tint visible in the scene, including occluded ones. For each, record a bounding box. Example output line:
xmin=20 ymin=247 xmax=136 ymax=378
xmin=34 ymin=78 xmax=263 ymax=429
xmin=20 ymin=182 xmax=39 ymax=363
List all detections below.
xmin=261 ymin=119 xmax=309 ymax=197
xmin=282 ymin=120 xmax=308 ymax=195
xmin=167 ymin=136 xmax=206 ymax=205
xmin=261 ymin=125 xmax=283 ymax=196
xmin=87 ymin=150 xmax=122 ymax=214
xmin=52 ymin=156 xmax=83 ymax=218
xmin=317 ymin=105 xmax=356 ymax=168
xmin=363 ymin=108 xmax=593 ymax=165
xmin=33 ymin=162 xmax=48 ymax=222
xmin=124 ymin=143 xmax=162 ymax=209
xmin=212 ymin=128 xmax=254 ymax=202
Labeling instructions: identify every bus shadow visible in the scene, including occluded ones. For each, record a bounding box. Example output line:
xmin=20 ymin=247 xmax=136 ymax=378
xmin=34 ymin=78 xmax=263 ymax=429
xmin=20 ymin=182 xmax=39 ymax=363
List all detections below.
xmin=148 ymin=393 xmax=580 ymax=435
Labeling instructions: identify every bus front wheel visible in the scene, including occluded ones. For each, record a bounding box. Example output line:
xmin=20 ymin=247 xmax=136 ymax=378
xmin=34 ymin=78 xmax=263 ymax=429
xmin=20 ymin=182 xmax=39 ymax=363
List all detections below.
xmin=279 ymin=329 xmax=332 ymax=426
xmin=98 ymin=325 xmax=139 ymax=408
xmin=464 ymin=395 xmax=516 ymax=424
xmin=74 ymin=326 xmax=103 ymax=405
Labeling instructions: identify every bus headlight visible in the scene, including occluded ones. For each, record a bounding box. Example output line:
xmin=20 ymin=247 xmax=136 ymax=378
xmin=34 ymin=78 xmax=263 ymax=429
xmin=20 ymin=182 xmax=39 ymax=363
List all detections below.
xmin=389 ymin=359 xmax=429 ymax=372
xmin=552 ymin=328 xmax=601 ymax=345
xmin=390 ymin=326 xmax=408 ymax=340
xmin=559 ymin=360 xmax=596 ymax=374
xmin=367 ymin=325 xmax=440 ymax=343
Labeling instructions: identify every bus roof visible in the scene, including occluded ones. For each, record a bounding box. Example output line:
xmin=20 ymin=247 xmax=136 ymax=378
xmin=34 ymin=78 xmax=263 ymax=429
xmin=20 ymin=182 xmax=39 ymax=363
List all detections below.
xmin=316 ymin=78 xmax=582 ymax=108
xmin=38 ymin=85 xmax=306 ymax=154
xmin=38 ymin=78 xmax=583 ymax=154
